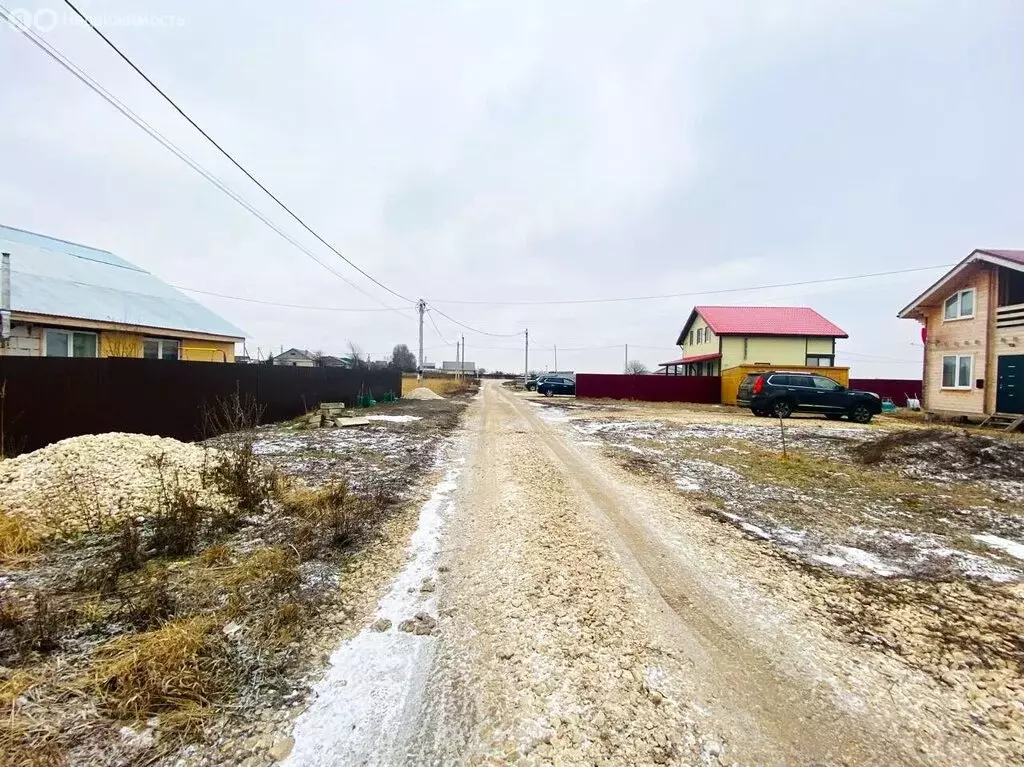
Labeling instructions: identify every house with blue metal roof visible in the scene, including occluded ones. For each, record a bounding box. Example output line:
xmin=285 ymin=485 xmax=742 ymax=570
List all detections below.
xmin=0 ymin=224 xmax=245 ymax=361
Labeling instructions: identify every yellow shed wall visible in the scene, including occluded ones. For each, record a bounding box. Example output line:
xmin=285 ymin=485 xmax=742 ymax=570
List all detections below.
xmin=721 ymin=364 xmax=850 ymax=406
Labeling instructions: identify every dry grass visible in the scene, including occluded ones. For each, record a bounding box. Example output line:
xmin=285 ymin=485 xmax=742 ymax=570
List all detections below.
xmin=199 ymin=544 xmax=231 ymax=567
xmin=0 ymin=512 xmax=44 ymax=562
xmin=88 ymin=616 xmax=226 ymax=728
xmin=0 ymin=670 xmax=67 ymax=767
xmin=281 ymin=480 xmax=388 ymax=554
xmin=401 ymin=375 xmax=471 ymax=397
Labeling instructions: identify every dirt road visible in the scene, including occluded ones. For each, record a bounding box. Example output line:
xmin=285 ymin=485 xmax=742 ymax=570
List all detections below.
xmin=290 ymin=381 xmax=1009 ymax=765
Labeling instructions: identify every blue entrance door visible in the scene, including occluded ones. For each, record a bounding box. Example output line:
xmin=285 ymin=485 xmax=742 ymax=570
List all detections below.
xmin=996 ymin=355 xmax=1024 ymax=414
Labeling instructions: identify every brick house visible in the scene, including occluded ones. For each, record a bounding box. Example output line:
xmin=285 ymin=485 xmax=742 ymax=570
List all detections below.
xmin=898 ymin=249 xmax=1024 ymax=418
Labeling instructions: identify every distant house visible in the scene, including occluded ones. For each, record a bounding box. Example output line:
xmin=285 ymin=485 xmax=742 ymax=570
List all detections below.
xmin=441 ymin=360 xmax=476 ymax=375
xmin=899 ymin=249 xmax=1024 ymax=419
xmin=272 ymin=348 xmax=316 ymax=367
xmin=660 ymin=306 xmax=848 ymax=376
xmin=0 ymin=224 xmax=244 ymax=361
xmin=317 ymin=355 xmax=346 ymax=367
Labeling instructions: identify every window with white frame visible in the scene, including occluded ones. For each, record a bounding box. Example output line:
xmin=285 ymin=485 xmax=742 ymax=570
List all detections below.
xmin=941 ymin=354 xmax=973 ymax=389
xmin=142 ymin=338 xmax=181 ymax=360
xmin=44 ymin=329 xmax=97 ymax=357
xmin=943 ymin=289 xmax=975 ymax=321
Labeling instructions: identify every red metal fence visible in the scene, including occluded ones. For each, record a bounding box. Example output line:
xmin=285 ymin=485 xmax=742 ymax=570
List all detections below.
xmin=576 ymin=374 xmax=721 ymax=403
xmin=848 ymin=378 xmax=922 ymax=406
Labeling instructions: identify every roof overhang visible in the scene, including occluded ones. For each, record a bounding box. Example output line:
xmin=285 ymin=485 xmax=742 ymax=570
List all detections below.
xmin=675 ymin=306 xmax=848 ymax=343
xmin=898 ymin=250 xmax=1024 ymax=319
xmin=10 ymin=311 xmax=244 ymax=343
xmin=675 ymin=307 xmax=701 ymax=346
xmin=659 ymin=352 xmax=721 ymax=367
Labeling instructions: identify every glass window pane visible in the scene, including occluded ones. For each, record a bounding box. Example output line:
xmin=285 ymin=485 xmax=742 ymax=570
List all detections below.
xmin=942 ymin=356 xmax=956 ymax=387
xmin=813 ymin=376 xmax=840 ymax=390
xmin=944 ymin=295 xmax=958 ymax=320
xmin=161 ymin=340 xmax=180 ymax=360
xmin=45 ymin=330 xmax=69 ymax=357
xmin=960 ymin=290 xmax=974 ymax=317
xmin=72 ymin=333 xmax=96 ymax=357
xmin=143 ymin=339 xmax=160 ymax=359
xmin=958 ymin=356 xmax=972 ymax=388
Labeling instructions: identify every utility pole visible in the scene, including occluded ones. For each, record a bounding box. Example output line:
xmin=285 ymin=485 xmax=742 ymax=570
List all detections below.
xmin=554 ymin=344 xmax=557 ymax=371
xmin=624 ymin=344 xmax=628 ymax=374
xmin=417 ymin=299 xmax=426 ymax=370
xmin=461 ymin=334 xmax=466 ymax=377
xmin=524 ymin=329 xmax=529 ymax=384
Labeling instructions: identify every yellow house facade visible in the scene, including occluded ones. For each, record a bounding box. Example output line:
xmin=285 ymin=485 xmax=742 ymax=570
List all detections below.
xmin=899 ymin=249 xmax=1024 ymax=417
xmin=0 ymin=225 xmax=244 ymax=362
xmin=660 ymin=305 xmax=850 ymax=404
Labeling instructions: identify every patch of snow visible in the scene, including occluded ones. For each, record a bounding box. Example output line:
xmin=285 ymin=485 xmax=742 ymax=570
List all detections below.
xmin=284 ymin=460 xmax=462 ymax=766
xmin=972 ymin=534 xmax=1024 ymax=561
xmin=674 ymin=476 xmax=700 ymax=492
xmin=835 ymin=546 xmax=902 ymax=576
xmin=365 ymin=415 xmax=422 ymax=423
xmin=811 ymin=553 xmax=849 ymax=569
xmin=720 ymin=511 xmax=771 ymax=539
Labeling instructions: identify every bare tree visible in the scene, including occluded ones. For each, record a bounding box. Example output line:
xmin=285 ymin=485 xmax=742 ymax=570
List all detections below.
xmin=346 ymin=341 xmax=368 ymax=369
xmin=625 ymin=360 xmax=650 ymax=375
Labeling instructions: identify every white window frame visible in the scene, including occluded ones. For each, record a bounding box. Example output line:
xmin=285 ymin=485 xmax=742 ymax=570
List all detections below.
xmin=44 ymin=328 xmax=98 ymax=357
xmin=941 ymin=354 xmax=973 ymax=390
xmin=143 ymin=337 xmax=181 ymax=361
xmin=943 ymin=289 xmax=975 ymax=322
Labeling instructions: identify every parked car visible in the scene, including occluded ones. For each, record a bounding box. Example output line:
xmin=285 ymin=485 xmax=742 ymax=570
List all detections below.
xmin=537 ymin=376 xmax=576 ymax=397
xmin=525 ymin=375 xmax=539 ymax=391
xmin=736 ymin=371 xmax=882 ymax=423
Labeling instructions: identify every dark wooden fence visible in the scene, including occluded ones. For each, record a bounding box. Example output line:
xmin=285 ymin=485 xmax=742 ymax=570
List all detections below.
xmin=576 ymin=373 xmax=721 ymax=403
xmin=848 ymin=378 xmax=922 ymax=406
xmin=0 ymin=358 xmax=401 ymax=453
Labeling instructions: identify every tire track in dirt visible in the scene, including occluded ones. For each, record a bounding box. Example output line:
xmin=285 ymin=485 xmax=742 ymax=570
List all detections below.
xmin=503 ymin=386 xmax=930 ymax=766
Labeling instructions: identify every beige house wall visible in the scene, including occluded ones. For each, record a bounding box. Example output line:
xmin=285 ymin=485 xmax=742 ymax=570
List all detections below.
xmin=920 ymin=265 xmax=991 ymax=415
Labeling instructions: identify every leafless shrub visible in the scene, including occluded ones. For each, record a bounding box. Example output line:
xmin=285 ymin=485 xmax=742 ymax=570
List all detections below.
xmin=206 ymin=444 xmax=275 ymax=519
xmin=0 ymin=592 xmax=73 ymax=660
xmin=150 ymin=460 xmax=206 ymax=558
xmin=200 ymin=389 xmax=264 ymax=439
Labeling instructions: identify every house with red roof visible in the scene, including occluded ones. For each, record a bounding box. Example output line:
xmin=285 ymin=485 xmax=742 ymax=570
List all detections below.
xmin=659 ymin=305 xmax=848 ymax=377
xmin=899 ymin=249 xmax=1024 ymax=421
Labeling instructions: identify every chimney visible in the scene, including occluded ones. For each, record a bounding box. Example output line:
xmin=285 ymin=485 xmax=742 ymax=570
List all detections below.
xmin=1 ymin=252 xmax=10 ymax=343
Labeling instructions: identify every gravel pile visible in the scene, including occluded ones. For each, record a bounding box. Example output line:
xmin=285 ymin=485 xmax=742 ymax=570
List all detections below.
xmin=0 ymin=433 xmax=230 ymax=533
xmin=404 ymin=387 xmax=445 ymax=401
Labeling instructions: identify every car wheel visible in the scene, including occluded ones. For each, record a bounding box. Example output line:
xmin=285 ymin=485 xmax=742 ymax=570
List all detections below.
xmin=752 ymin=408 xmax=769 ymax=417
xmin=544 ymin=390 xmax=553 ymax=397
xmin=850 ymin=405 xmax=872 ymax=424
xmin=825 ymin=414 xmax=843 ymax=421
xmin=772 ymin=400 xmax=793 ymax=419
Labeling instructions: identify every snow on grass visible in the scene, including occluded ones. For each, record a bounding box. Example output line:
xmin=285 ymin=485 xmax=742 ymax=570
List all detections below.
xmin=366 ymin=415 xmax=422 ymax=423
xmin=284 ymin=458 xmax=462 ymax=767
xmin=811 ymin=546 xmax=902 ymax=576
xmin=972 ymin=534 xmax=1024 ymax=561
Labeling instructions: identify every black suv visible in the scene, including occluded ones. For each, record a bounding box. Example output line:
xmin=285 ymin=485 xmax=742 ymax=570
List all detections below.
xmin=537 ymin=376 xmax=576 ymax=397
xmin=737 ymin=371 xmax=882 ymax=423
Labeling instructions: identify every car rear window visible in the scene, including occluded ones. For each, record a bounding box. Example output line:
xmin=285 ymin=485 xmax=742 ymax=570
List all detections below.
xmin=740 ymin=374 xmax=759 ymax=387
xmin=767 ymin=374 xmax=790 ymax=386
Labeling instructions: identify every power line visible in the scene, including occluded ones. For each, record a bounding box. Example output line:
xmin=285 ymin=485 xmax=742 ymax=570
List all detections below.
xmin=426 ymin=264 xmax=951 ymax=307
xmin=0 ymin=7 xmax=412 ymax=319
xmin=427 ymin=304 xmax=523 ymax=339
xmin=426 ymin=310 xmax=452 ymax=345
xmin=59 ymin=0 xmax=413 ymax=306
xmin=171 ymin=286 xmax=406 ymax=312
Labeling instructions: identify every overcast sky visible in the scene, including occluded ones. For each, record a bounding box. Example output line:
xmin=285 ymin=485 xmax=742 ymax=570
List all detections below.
xmin=2 ymin=0 xmax=1022 ymax=376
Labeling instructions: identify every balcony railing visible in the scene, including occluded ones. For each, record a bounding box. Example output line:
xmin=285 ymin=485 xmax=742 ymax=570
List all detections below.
xmin=997 ymin=302 xmax=1024 ymax=330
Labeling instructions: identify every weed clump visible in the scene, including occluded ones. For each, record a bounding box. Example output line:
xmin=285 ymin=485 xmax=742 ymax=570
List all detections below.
xmin=0 ymin=511 xmax=43 ymax=561
xmin=282 ymin=480 xmax=390 ymax=555
xmin=88 ymin=616 xmax=227 ymax=726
